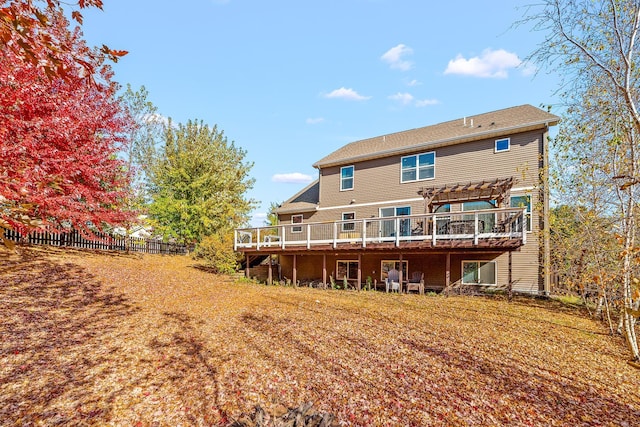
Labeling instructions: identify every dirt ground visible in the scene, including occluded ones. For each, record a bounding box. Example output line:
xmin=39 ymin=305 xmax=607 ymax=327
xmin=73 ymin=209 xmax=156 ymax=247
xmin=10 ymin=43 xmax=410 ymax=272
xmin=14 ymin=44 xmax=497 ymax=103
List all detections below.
xmin=1 ymin=246 xmax=639 ymax=426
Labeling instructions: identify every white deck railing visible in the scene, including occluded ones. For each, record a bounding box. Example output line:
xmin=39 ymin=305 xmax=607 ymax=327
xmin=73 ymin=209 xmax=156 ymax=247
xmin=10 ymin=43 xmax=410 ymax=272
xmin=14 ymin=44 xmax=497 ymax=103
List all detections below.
xmin=234 ymin=208 xmax=527 ymax=251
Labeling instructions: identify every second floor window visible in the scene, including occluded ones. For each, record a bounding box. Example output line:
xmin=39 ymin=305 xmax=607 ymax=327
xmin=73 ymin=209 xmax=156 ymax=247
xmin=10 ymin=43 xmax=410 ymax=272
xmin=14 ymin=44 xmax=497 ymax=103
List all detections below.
xmin=495 ymin=138 xmax=510 ymax=152
xmin=401 ymin=152 xmax=435 ymax=183
xmin=340 ymin=165 xmax=354 ymax=191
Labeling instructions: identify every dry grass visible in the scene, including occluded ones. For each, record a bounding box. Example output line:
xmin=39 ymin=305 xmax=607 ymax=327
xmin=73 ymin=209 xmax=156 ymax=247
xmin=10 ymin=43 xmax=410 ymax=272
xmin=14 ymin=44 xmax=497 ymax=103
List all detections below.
xmin=1 ymin=246 xmax=639 ymax=426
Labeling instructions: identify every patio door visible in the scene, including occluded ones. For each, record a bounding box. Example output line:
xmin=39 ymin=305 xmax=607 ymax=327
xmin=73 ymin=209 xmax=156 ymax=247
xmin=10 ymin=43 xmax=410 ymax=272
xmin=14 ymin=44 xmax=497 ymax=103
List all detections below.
xmin=380 ymin=206 xmax=411 ymax=238
xmin=462 ymin=201 xmax=495 ymax=233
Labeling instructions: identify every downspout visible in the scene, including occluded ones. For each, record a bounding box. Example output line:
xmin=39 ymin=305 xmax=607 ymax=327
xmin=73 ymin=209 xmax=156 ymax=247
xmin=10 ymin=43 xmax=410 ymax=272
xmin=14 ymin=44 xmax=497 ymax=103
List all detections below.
xmin=542 ymin=129 xmax=551 ymax=296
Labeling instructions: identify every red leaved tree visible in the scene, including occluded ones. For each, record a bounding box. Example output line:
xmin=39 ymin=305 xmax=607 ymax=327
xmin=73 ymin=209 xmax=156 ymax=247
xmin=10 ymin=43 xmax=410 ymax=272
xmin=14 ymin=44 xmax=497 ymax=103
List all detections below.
xmin=0 ymin=10 xmax=134 ymax=239
xmin=0 ymin=0 xmax=127 ymax=83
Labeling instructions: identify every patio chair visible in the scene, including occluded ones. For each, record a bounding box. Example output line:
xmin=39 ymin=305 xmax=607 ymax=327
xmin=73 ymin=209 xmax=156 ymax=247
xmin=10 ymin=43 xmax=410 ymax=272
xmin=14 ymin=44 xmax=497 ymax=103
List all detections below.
xmin=406 ymin=271 xmax=424 ymax=295
xmin=386 ymin=268 xmax=400 ymax=293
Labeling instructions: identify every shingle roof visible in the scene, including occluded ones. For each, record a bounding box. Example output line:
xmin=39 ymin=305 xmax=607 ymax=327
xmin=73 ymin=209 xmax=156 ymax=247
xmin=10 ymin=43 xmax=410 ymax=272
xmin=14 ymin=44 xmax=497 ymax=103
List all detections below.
xmin=313 ymin=104 xmax=559 ymax=168
xmin=276 ymin=180 xmax=319 ymax=214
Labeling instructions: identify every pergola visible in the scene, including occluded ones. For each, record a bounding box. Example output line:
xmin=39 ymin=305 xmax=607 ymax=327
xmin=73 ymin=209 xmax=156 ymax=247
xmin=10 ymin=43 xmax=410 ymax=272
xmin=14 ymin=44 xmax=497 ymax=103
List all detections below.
xmin=418 ymin=177 xmax=515 ymax=213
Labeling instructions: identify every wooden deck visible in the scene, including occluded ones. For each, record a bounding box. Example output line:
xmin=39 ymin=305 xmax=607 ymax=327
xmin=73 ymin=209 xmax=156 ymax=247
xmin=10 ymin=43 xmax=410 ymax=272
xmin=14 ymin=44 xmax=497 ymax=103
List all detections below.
xmin=235 ymin=208 xmax=527 ymax=254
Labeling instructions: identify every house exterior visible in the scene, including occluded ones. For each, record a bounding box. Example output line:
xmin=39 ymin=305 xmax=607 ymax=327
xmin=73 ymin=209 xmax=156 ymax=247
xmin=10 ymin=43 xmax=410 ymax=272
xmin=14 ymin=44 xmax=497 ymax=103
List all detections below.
xmin=235 ymin=105 xmax=559 ymax=295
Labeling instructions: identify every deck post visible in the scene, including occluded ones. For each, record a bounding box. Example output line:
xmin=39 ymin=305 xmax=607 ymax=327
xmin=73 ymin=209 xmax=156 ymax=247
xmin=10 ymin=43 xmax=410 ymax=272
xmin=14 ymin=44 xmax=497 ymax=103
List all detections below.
xmin=362 ymin=219 xmax=367 ymax=248
xmin=281 ymin=225 xmax=286 ymax=249
xmin=293 ymin=254 xmax=297 ymax=286
xmin=333 ymin=222 xmax=338 ymax=249
xmin=246 ymin=253 xmax=250 ymax=279
xmin=357 ymin=253 xmax=362 ymax=291
xmin=399 ymin=253 xmax=403 ymax=293
xmin=257 ymin=228 xmax=261 ymax=250
xmin=445 ymin=252 xmax=451 ymax=288
xmin=474 ymin=211 xmax=479 ymax=246
xmin=307 ymin=224 xmax=311 ymax=249
xmin=432 ymin=214 xmax=437 ymax=246
xmin=267 ymin=255 xmax=273 ymax=285
xmin=395 ymin=218 xmax=400 ymax=247
xmin=323 ymin=254 xmax=327 ymax=289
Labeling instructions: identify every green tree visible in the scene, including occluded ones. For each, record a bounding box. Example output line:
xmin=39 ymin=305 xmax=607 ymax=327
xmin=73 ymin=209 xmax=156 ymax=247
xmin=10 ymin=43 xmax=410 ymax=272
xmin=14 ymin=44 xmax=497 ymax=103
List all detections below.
xmin=147 ymin=119 xmax=255 ymax=244
xmin=265 ymin=201 xmax=281 ymax=226
xmin=526 ymin=0 xmax=640 ymax=360
xmin=118 ymin=84 xmax=163 ymax=184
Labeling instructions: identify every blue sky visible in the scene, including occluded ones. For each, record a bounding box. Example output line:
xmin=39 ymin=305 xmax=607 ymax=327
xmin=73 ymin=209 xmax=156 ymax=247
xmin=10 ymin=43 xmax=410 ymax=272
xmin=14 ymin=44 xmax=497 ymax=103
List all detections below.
xmin=80 ymin=0 xmax=560 ymax=226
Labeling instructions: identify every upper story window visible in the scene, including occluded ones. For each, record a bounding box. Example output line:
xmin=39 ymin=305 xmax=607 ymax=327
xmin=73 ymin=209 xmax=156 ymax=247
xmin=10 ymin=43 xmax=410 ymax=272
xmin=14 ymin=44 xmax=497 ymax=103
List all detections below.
xmin=340 ymin=165 xmax=354 ymax=191
xmin=495 ymin=138 xmax=510 ymax=153
xmin=401 ymin=152 xmax=435 ymax=183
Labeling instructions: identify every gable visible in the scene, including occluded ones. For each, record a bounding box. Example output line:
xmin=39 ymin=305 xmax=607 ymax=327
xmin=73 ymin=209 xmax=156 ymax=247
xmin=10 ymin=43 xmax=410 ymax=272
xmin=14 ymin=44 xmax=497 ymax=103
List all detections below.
xmin=276 ymin=179 xmax=319 ymax=214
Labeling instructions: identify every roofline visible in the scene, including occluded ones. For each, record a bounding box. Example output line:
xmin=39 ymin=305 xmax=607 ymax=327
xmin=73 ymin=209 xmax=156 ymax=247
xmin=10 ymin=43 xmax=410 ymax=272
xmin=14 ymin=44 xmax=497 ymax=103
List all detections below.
xmin=276 ymin=205 xmax=318 ymax=215
xmin=312 ymin=118 xmax=558 ymax=169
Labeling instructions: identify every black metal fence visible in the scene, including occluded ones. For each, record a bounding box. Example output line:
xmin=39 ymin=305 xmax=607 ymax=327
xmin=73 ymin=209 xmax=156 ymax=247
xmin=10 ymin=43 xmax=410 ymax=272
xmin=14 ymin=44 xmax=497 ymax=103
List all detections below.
xmin=3 ymin=228 xmax=190 ymax=255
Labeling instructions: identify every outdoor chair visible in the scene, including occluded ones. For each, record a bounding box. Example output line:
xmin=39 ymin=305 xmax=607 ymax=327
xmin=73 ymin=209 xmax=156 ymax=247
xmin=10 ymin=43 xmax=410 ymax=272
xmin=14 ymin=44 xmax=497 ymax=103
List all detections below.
xmin=406 ymin=271 xmax=425 ymax=295
xmin=385 ymin=268 xmax=400 ymax=293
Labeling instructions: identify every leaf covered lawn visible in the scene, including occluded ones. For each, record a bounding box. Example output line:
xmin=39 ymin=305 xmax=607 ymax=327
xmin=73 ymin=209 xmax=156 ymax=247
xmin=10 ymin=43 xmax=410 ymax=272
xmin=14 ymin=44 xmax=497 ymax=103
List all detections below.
xmin=1 ymin=247 xmax=639 ymax=426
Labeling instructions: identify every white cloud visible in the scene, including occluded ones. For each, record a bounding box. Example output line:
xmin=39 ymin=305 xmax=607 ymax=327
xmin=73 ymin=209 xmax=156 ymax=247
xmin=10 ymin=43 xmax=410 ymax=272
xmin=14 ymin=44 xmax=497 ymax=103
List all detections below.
xmin=388 ymin=92 xmax=439 ymax=108
xmin=272 ymin=172 xmax=314 ymax=184
xmin=388 ymin=92 xmax=414 ymax=105
xmin=520 ymin=61 xmax=537 ymax=76
xmin=250 ymin=212 xmax=267 ymax=227
xmin=444 ymin=48 xmax=522 ymax=78
xmin=381 ymin=44 xmax=414 ymax=71
xmin=415 ymin=98 xmax=439 ymax=107
xmin=323 ymin=87 xmax=371 ymax=101
xmin=306 ymin=117 xmax=325 ymax=124
xmin=406 ymin=79 xmax=421 ymax=87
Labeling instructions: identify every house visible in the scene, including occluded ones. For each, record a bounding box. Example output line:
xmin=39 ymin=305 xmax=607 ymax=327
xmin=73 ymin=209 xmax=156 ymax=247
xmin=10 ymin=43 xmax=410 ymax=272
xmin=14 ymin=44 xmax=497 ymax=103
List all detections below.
xmin=235 ymin=105 xmax=559 ymax=295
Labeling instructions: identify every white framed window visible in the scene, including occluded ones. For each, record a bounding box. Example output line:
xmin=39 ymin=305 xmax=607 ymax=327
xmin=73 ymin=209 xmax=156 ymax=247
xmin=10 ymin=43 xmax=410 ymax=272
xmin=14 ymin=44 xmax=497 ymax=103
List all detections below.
xmin=381 ymin=260 xmax=408 ymax=283
xmin=342 ymin=212 xmax=355 ymax=231
xmin=495 ymin=138 xmax=510 ymax=153
xmin=340 ymin=165 xmax=354 ymax=191
xmin=462 ymin=261 xmax=496 ymax=285
xmin=337 ymin=260 xmax=359 ymax=281
xmin=379 ymin=206 xmax=411 ymax=237
xmin=510 ymin=195 xmax=532 ymax=232
xmin=401 ymin=152 xmax=435 ymax=183
xmin=291 ymin=214 xmax=303 ymax=233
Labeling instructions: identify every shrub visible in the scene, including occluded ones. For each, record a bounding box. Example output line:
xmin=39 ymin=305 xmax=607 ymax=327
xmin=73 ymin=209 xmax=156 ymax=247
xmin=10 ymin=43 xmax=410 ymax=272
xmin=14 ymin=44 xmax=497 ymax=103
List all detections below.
xmin=193 ymin=232 xmax=239 ymax=274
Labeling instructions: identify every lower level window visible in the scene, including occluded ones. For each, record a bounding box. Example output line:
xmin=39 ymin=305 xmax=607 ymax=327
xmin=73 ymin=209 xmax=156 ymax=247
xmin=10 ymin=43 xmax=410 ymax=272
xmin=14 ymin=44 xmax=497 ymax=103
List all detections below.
xmin=381 ymin=260 xmax=408 ymax=282
xmin=462 ymin=261 xmax=496 ymax=285
xmin=337 ymin=260 xmax=359 ymax=281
